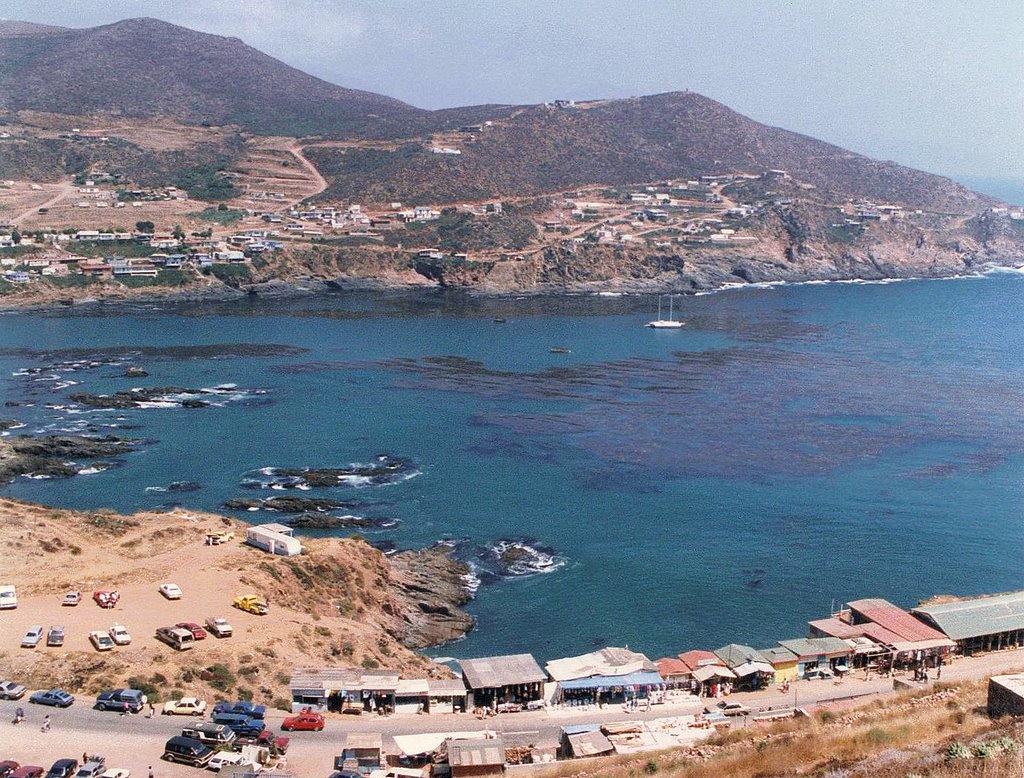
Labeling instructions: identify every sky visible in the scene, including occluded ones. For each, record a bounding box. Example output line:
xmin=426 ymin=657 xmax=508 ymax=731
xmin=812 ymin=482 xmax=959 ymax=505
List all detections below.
xmin=2 ymin=0 xmax=1022 ymax=188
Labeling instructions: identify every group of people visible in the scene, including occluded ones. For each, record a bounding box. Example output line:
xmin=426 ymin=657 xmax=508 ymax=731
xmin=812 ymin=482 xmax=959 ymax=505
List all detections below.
xmin=12 ymin=708 xmax=49 ymax=732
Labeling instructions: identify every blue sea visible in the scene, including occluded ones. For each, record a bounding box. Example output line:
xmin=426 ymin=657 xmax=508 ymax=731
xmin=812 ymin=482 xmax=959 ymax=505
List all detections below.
xmin=1 ymin=272 xmax=1022 ymax=663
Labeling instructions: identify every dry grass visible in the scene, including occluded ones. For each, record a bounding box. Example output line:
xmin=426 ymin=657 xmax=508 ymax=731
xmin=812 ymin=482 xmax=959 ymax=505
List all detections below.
xmin=540 ymin=682 xmax=1024 ymax=778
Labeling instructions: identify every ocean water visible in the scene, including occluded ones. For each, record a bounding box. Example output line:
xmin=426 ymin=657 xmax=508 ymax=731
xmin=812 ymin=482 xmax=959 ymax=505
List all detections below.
xmin=1 ymin=272 xmax=1022 ymax=662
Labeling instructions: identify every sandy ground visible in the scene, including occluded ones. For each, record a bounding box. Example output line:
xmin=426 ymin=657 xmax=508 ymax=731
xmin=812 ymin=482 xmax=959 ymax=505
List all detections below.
xmin=0 ymin=498 xmax=437 ymax=701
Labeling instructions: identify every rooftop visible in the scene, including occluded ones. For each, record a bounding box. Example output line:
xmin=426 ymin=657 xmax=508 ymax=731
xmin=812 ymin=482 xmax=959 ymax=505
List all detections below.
xmin=546 ymin=647 xmax=655 ymax=682
xmin=778 ymin=637 xmax=853 ymax=659
xmin=912 ymin=591 xmax=1024 ymax=641
xmin=460 ymin=654 xmax=545 ymax=689
xmin=447 ymin=736 xmax=506 ymax=767
xmin=847 ymin=598 xmax=949 ymax=643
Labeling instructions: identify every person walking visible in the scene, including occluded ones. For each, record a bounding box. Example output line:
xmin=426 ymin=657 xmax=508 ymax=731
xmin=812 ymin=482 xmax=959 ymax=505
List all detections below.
xmin=41 ymin=714 xmax=51 ymax=732
xmin=147 ymin=701 xmax=156 ymax=718
xmin=148 ymin=766 xmax=154 ymax=778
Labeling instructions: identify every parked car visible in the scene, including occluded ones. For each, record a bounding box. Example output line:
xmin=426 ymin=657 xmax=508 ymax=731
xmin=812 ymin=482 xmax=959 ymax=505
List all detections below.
xmin=0 ymin=762 xmax=19 ymax=778
xmin=61 ymin=592 xmax=81 ymax=607
xmin=161 ymin=697 xmax=207 ymax=716
xmin=95 ymin=689 xmax=145 ymax=713
xmin=108 ymin=625 xmax=131 ymax=646
xmin=162 ymin=737 xmax=213 ymax=768
xmin=204 ymin=616 xmax=232 ymax=638
xmin=11 ymin=768 xmax=44 ymax=778
xmin=205 ymin=752 xmax=246 ymax=773
xmin=231 ymin=595 xmax=268 ymax=615
xmin=46 ymin=626 xmax=65 ymax=647
xmin=154 ymin=626 xmax=194 ymax=651
xmin=175 ymin=622 xmax=207 ymax=640
xmin=73 ymin=760 xmax=105 ymax=778
xmin=804 ymin=667 xmax=835 ymax=680
xmin=705 ymin=701 xmax=751 ymax=716
xmin=92 ymin=591 xmax=119 ymax=609
xmin=231 ymin=729 xmax=289 ymax=755
xmin=0 ymin=584 xmax=16 ymax=610
xmin=88 ymin=631 xmax=115 ymax=652
xmin=0 ymin=679 xmax=27 ymax=700
xmin=213 ymin=701 xmax=265 ymax=719
xmin=282 ymin=711 xmax=324 ymax=731
xmin=30 ymin=689 xmax=74 ymax=707
xmin=98 ymin=771 xmax=129 ymax=778
xmin=158 ymin=583 xmax=183 ymax=600
xmin=21 ymin=626 xmax=44 ymax=649
xmin=205 ymin=530 xmax=234 ymax=545
xmin=44 ymin=761 xmax=77 ymax=778
xmin=210 ymin=713 xmax=264 ymax=738
xmin=180 ymin=722 xmax=236 ymax=749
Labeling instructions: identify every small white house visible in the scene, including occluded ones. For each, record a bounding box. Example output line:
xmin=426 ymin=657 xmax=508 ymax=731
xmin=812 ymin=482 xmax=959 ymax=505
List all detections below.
xmin=245 ymin=523 xmax=303 ymax=556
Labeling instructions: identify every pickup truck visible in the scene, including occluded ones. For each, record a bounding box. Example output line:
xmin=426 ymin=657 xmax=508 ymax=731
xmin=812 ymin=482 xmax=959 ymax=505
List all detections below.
xmin=205 ymin=616 xmax=233 ymax=638
xmin=231 ymin=595 xmax=268 ymax=616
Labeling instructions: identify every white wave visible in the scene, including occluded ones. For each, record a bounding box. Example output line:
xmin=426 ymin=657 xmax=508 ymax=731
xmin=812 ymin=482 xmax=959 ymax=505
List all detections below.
xmin=77 ymin=465 xmax=109 ymax=475
xmin=145 ymin=485 xmax=168 ymax=493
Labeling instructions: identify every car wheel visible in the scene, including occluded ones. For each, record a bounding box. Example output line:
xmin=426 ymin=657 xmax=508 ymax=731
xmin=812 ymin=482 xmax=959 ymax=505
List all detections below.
xmin=97 ymin=702 xmax=106 ymax=710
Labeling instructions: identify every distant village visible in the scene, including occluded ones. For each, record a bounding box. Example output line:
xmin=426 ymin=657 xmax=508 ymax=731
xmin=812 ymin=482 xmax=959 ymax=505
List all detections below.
xmin=0 ymin=152 xmax=991 ymax=291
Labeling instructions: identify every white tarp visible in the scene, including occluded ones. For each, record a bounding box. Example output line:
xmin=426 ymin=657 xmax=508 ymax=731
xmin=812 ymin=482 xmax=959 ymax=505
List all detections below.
xmin=392 ymin=731 xmax=496 ymax=757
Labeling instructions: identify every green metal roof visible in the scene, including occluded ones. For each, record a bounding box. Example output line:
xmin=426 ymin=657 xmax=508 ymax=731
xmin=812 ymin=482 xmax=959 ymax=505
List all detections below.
xmin=778 ymin=637 xmax=852 ymax=659
xmin=912 ymin=591 xmax=1024 ymax=641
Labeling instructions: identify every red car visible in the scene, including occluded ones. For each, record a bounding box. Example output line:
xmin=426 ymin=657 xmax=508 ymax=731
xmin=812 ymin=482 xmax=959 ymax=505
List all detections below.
xmin=175 ymin=622 xmax=208 ymax=640
xmin=0 ymin=762 xmax=20 ymax=778
xmin=282 ymin=711 xmax=325 ymax=731
xmin=11 ymin=768 xmax=44 ymax=778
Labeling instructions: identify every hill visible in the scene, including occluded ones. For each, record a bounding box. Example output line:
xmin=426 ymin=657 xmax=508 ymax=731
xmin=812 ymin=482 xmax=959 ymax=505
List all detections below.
xmin=0 ymin=17 xmax=427 ymax=136
xmin=307 ymin=92 xmax=989 ymax=213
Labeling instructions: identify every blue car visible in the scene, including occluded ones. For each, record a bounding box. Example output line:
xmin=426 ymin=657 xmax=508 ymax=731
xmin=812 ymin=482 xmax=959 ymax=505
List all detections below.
xmin=213 ymin=701 xmax=265 ymax=719
xmin=29 ymin=689 xmax=74 ymax=708
xmin=210 ymin=712 xmax=264 ymax=737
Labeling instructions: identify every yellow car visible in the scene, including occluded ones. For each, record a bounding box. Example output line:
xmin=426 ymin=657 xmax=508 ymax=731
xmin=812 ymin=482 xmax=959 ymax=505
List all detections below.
xmin=206 ymin=530 xmax=235 ymax=545
xmin=232 ymin=595 xmax=269 ymax=616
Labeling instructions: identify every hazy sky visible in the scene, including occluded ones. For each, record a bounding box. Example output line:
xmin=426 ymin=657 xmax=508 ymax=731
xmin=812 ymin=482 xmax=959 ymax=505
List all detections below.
xmin=2 ymin=0 xmax=1022 ymax=184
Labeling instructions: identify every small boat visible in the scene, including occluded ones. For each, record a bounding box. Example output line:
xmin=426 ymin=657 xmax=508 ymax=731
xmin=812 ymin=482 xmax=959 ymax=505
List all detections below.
xmin=549 ymin=347 xmax=571 ymax=354
xmin=647 ymin=295 xmax=684 ymax=328
xmin=493 ymin=317 xmax=507 ymax=323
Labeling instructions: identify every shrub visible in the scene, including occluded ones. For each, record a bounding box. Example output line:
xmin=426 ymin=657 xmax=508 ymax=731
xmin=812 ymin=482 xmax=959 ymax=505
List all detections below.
xmin=946 ymin=742 xmax=972 ymax=760
xmin=126 ymin=675 xmax=161 ymax=702
xmin=361 ymin=657 xmax=380 ymax=670
xmin=272 ymin=697 xmax=292 ymax=711
xmin=206 ymin=663 xmax=236 ymax=692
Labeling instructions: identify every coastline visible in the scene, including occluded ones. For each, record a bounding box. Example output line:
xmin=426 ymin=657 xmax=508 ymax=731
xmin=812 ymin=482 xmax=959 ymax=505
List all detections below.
xmin=0 ymin=256 xmax=1021 ymax=315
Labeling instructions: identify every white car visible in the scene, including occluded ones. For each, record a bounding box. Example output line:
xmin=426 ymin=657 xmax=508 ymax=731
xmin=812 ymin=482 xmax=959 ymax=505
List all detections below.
xmin=158 ymin=583 xmax=183 ymax=600
xmin=205 ymin=616 xmax=233 ymax=638
xmin=21 ymin=625 xmax=44 ymax=648
xmin=62 ymin=591 xmax=82 ymax=606
xmin=162 ymin=697 xmax=207 ymax=716
xmin=206 ymin=752 xmax=248 ymax=772
xmin=108 ymin=624 xmax=132 ymax=645
xmin=101 ymin=770 xmax=131 ymax=778
xmin=89 ymin=630 xmax=115 ymax=651
xmin=0 ymin=584 xmax=16 ymax=609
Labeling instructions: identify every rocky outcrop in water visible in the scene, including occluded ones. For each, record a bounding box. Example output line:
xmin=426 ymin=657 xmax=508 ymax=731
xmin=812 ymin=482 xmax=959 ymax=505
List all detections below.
xmin=0 ymin=434 xmax=136 ymax=482
xmin=223 ymin=495 xmax=360 ymax=513
xmin=241 ymin=456 xmax=419 ymax=489
xmin=284 ymin=512 xmax=399 ymax=529
xmin=71 ymin=387 xmax=209 ymax=409
xmin=389 ymin=546 xmax=475 ymax=648
xmin=123 ymin=367 xmax=149 ymax=378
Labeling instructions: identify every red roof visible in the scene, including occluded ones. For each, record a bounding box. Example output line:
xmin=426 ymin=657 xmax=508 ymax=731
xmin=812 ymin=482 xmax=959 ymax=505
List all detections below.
xmin=847 ymin=599 xmax=948 ymax=643
xmin=655 ymin=657 xmax=690 ymax=677
xmin=808 ymin=617 xmax=906 ymax=646
xmin=676 ymin=650 xmax=722 ymax=673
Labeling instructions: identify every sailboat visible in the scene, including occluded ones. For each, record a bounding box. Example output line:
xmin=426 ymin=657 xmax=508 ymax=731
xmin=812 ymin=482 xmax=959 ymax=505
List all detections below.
xmin=646 ymin=295 xmax=684 ymax=328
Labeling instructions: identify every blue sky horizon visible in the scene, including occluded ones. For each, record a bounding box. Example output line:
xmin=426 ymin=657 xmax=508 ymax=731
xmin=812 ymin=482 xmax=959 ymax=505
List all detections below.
xmin=2 ymin=1 xmax=1022 ymax=195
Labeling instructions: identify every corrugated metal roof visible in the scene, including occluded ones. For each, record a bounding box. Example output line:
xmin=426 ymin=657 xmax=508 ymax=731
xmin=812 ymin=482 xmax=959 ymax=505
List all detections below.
xmin=847 ymin=598 xmax=948 ymax=643
xmin=655 ymin=657 xmax=690 ymax=677
xmin=427 ymin=679 xmax=469 ymax=696
xmin=691 ymin=665 xmax=737 ymax=682
xmin=808 ymin=617 xmax=908 ymax=647
xmin=288 ymin=668 xmax=362 ymax=692
xmin=447 ymin=736 xmax=506 ymax=767
xmin=912 ymin=591 xmax=1024 ymax=641
xmin=758 ymin=646 xmax=799 ymax=665
xmin=714 ymin=644 xmax=768 ymax=669
xmin=460 ymin=654 xmax=545 ymax=689
xmin=778 ymin=637 xmax=853 ymax=659
xmin=567 ymin=730 xmax=614 ymax=757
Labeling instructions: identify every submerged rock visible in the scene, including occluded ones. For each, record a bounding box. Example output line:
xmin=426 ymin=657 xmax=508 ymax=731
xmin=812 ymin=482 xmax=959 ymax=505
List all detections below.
xmin=223 ymin=495 xmax=360 ymax=513
xmin=0 ymin=434 xmax=137 ymax=483
xmin=284 ymin=513 xmax=400 ymax=529
xmin=241 ymin=456 xmax=420 ymax=489
xmin=123 ymin=367 xmax=149 ymax=378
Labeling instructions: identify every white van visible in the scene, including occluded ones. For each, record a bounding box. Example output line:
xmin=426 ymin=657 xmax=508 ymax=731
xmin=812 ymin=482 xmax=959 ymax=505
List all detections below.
xmin=0 ymin=585 xmax=16 ymax=610
xmin=155 ymin=626 xmax=195 ymax=651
